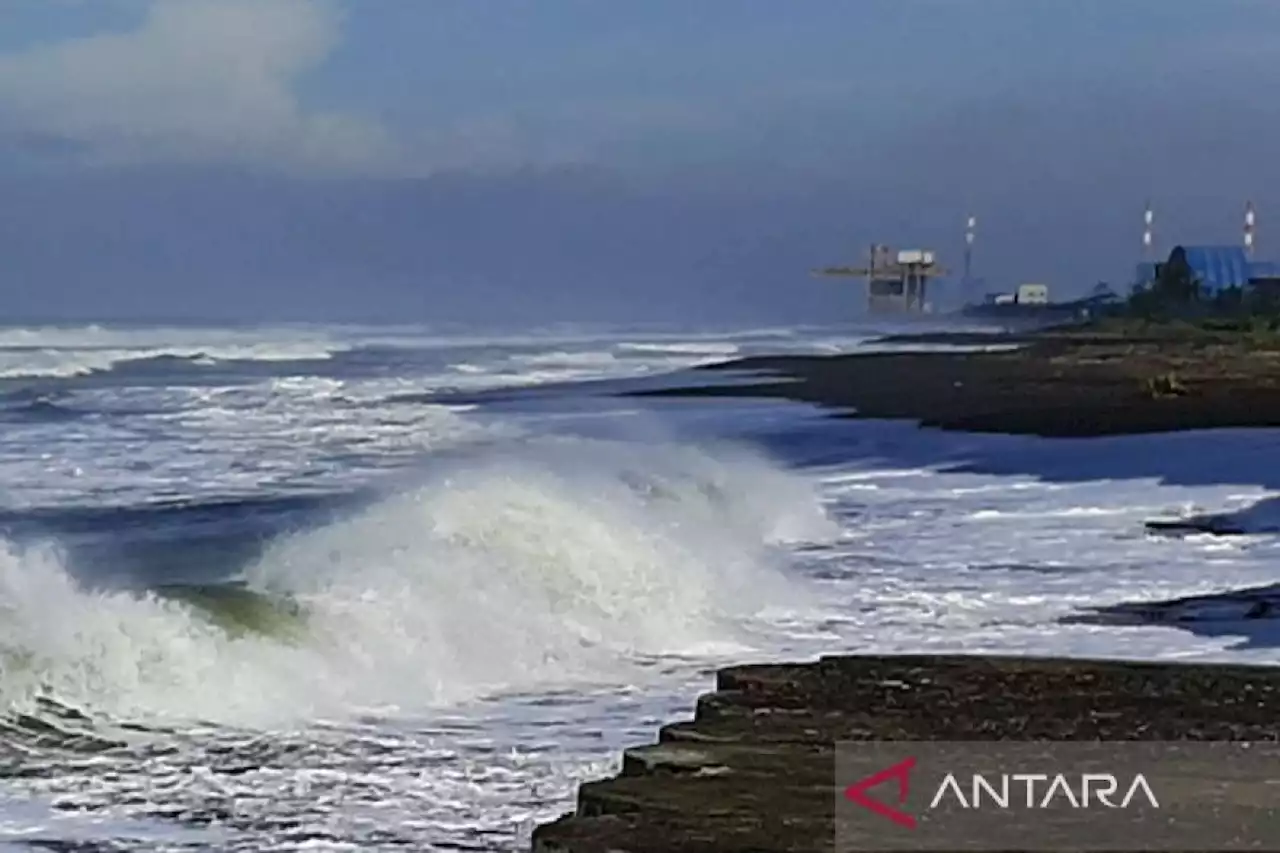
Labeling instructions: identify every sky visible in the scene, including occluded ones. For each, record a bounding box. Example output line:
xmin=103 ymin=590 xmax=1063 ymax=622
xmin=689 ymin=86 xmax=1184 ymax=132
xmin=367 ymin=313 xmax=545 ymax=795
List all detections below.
xmin=0 ymin=0 xmax=1277 ymax=324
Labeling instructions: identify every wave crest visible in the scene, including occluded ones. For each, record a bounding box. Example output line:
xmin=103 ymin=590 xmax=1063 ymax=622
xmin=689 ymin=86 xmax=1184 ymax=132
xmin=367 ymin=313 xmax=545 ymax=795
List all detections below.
xmin=0 ymin=438 xmax=835 ymax=729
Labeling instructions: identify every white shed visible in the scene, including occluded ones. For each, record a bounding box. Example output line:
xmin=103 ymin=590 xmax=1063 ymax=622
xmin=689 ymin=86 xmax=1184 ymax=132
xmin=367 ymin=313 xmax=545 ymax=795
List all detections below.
xmin=1016 ymin=283 xmax=1049 ymax=304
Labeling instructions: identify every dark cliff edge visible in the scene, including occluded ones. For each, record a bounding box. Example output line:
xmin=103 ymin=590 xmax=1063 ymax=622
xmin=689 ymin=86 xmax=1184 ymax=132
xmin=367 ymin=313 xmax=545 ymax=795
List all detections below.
xmin=531 ymin=654 xmax=1280 ymax=853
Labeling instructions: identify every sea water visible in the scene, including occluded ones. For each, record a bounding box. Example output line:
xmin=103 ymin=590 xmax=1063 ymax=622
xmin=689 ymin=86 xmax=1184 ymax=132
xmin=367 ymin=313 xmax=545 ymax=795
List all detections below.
xmin=0 ymin=320 xmax=1276 ymax=851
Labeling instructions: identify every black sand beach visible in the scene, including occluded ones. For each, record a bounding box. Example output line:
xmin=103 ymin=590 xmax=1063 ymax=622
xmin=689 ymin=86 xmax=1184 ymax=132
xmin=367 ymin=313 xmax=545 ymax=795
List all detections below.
xmin=629 ymin=324 xmax=1280 ymax=436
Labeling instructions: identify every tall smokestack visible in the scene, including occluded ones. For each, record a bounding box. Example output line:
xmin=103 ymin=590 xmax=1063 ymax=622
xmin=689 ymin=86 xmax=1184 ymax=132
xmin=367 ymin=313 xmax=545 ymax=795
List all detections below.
xmin=1245 ymin=200 xmax=1256 ymax=256
xmin=963 ymin=213 xmax=976 ymax=285
xmin=1142 ymin=200 xmax=1154 ymax=260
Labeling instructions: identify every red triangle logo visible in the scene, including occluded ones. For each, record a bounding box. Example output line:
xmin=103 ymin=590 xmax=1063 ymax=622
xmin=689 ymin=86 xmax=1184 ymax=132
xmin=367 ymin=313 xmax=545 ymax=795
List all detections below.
xmin=843 ymin=756 xmax=918 ymax=829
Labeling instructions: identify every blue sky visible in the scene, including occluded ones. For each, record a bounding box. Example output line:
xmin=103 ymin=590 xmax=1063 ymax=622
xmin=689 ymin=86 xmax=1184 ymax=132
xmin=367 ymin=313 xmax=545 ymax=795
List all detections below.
xmin=0 ymin=1 xmax=1277 ymax=322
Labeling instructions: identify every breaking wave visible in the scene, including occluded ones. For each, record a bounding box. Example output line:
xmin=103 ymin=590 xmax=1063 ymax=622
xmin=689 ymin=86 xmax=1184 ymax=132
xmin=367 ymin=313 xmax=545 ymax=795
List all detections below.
xmin=616 ymin=341 xmax=741 ymax=357
xmin=0 ymin=323 xmax=388 ymax=379
xmin=0 ymin=344 xmax=346 ymax=379
xmin=0 ymin=438 xmax=837 ymax=732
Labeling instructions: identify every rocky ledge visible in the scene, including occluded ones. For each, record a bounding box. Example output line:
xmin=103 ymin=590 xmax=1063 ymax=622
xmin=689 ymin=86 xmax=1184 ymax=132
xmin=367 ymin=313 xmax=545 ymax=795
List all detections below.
xmin=530 ymin=654 xmax=1280 ymax=853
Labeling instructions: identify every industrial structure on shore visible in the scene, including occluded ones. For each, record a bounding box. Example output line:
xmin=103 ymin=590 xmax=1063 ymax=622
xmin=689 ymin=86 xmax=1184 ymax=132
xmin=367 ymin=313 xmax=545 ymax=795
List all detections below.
xmin=810 ymin=214 xmax=1092 ymax=319
xmin=1134 ymin=200 xmax=1280 ymax=293
xmin=814 ymin=200 xmax=1279 ymax=317
xmin=811 ymin=244 xmax=948 ymax=313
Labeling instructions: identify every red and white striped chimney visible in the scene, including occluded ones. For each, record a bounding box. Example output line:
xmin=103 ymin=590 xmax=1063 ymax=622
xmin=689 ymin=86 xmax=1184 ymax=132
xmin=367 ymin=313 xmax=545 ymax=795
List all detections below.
xmin=1142 ymin=201 xmax=1154 ymax=259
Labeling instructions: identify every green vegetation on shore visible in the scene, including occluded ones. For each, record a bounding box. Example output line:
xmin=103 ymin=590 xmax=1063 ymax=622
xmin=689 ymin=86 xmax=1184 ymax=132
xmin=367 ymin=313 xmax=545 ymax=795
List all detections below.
xmin=1103 ymin=245 xmax=1280 ymax=337
xmin=1081 ymin=313 xmax=1280 ymax=347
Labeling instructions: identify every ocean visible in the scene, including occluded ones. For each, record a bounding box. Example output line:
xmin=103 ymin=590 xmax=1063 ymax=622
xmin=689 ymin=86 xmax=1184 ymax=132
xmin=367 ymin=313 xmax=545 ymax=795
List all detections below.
xmin=0 ymin=319 xmax=1277 ymax=852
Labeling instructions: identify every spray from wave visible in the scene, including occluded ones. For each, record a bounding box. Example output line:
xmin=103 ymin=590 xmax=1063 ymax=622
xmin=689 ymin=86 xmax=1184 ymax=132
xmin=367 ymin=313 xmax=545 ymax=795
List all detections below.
xmin=0 ymin=437 xmax=838 ymax=731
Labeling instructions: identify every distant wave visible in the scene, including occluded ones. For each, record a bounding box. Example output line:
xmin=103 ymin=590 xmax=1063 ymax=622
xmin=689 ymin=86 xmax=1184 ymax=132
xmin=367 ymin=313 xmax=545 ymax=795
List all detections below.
xmin=0 ymin=343 xmax=348 ymax=380
xmin=430 ymin=340 xmax=747 ymax=392
xmin=615 ymin=341 xmax=741 ymax=357
xmin=0 ymin=335 xmax=737 ymax=383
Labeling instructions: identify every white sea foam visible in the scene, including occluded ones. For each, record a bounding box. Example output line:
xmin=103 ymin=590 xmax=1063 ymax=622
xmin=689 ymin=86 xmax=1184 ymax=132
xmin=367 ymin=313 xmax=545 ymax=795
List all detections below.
xmin=792 ymin=427 xmax=1280 ymax=663
xmin=7 ymin=320 xmax=1280 ymax=850
xmin=1145 ymin=493 xmax=1280 ymax=534
xmin=615 ymin=341 xmax=742 ymax=356
xmin=6 ymin=422 xmax=1280 ymax=850
xmin=0 ymin=380 xmax=494 ymax=510
xmin=0 ymin=325 xmax=364 ymax=378
xmin=0 ymin=437 xmax=830 ymax=727
xmin=0 ymin=344 xmax=346 ymax=379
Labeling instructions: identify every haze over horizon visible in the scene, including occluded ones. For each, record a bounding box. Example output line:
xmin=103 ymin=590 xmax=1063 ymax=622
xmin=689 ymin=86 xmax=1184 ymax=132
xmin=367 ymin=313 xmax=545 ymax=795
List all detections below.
xmin=0 ymin=0 xmax=1275 ymax=324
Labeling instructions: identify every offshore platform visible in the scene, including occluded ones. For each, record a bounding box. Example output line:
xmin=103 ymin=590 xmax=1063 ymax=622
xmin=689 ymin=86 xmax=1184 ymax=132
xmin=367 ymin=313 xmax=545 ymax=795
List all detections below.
xmin=812 ymin=241 xmax=951 ymax=314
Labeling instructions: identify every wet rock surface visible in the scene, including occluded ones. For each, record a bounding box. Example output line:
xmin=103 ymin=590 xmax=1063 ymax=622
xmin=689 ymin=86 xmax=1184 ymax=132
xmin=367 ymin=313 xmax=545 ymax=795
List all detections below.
xmin=531 ymin=654 xmax=1280 ymax=853
xmin=1065 ymin=584 xmax=1280 ymax=630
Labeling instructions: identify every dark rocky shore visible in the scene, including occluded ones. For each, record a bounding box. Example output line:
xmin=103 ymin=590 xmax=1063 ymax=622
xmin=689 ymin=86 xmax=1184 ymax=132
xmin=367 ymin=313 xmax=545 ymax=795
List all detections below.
xmin=532 ymin=654 xmax=1280 ymax=853
xmin=630 ymin=322 xmax=1280 ymax=437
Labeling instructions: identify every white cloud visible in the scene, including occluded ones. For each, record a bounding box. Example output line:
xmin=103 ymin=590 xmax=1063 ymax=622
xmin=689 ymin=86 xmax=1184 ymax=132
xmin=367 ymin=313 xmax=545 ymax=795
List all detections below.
xmin=0 ymin=0 xmax=403 ymax=174
xmin=0 ymin=2 xmax=882 ymax=178
xmin=0 ymin=2 xmax=797 ymax=177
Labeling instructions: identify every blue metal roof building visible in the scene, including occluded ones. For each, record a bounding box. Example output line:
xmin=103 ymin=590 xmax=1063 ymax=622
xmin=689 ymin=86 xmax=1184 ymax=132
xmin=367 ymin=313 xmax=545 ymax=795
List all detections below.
xmin=1134 ymin=245 xmax=1280 ymax=291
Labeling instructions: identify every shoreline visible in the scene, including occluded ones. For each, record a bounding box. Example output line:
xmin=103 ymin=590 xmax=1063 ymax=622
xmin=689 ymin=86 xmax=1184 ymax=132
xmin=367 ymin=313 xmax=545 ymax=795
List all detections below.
xmin=626 ymin=320 xmax=1280 ymax=437
xmin=532 ymin=321 xmax=1280 ymax=851
xmin=530 ymin=653 xmax=1280 ymax=852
